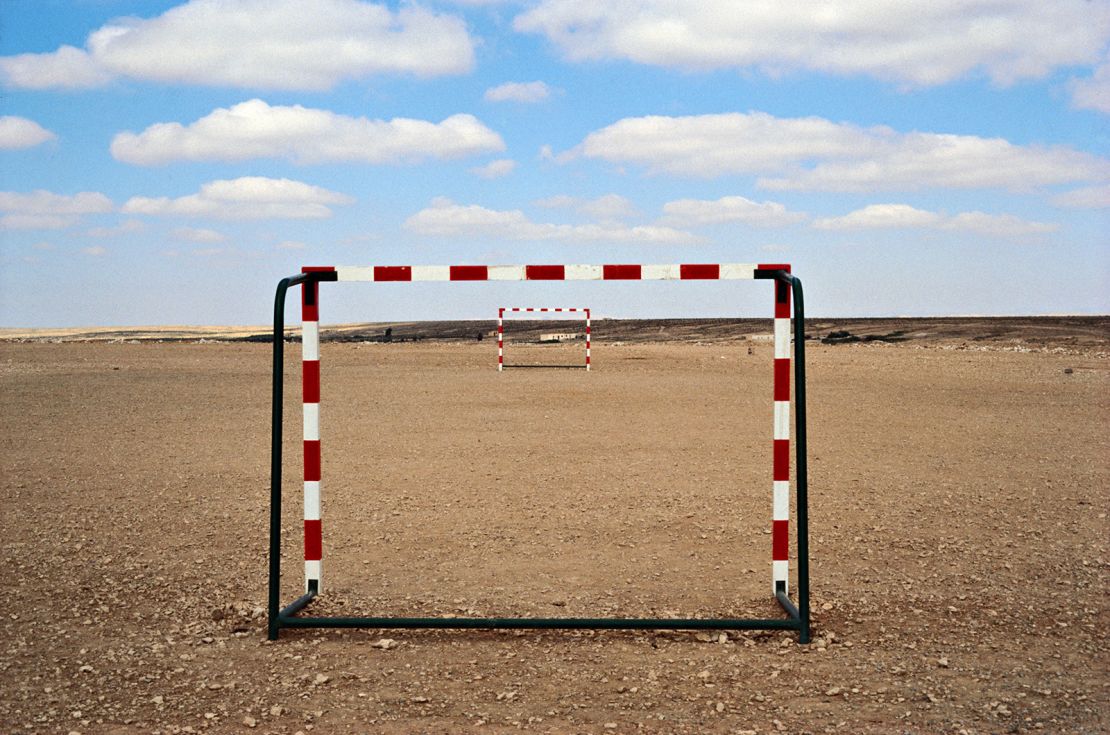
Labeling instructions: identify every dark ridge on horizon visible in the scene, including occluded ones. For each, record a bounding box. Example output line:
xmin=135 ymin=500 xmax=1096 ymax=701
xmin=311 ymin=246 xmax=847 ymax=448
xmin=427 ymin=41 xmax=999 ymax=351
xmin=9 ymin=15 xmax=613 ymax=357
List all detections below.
xmin=3 ymin=316 xmax=1108 ymax=350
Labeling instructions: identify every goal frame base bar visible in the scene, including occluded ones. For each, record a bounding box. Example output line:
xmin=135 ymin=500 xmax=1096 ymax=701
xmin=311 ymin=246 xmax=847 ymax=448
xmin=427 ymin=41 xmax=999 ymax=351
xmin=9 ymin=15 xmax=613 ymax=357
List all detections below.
xmin=274 ymin=582 xmax=804 ymax=636
xmin=268 ymin=266 xmax=810 ymax=643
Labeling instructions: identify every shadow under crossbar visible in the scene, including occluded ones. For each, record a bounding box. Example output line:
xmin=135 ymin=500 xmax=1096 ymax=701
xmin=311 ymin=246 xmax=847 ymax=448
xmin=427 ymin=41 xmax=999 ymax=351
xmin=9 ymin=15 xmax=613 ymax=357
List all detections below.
xmin=268 ymin=264 xmax=810 ymax=643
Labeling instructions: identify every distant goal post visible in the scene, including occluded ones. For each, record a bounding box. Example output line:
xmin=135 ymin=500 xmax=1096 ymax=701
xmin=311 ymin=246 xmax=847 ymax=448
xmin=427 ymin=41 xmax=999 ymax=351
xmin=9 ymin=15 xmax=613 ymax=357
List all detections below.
xmin=268 ymin=262 xmax=810 ymax=643
xmin=498 ymin=307 xmax=591 ymax=371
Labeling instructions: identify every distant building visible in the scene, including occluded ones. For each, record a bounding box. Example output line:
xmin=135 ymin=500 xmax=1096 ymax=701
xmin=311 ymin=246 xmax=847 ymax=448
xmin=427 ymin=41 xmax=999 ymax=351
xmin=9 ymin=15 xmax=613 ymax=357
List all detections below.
xmin=540 ymin=332 xmax=580 ymax=342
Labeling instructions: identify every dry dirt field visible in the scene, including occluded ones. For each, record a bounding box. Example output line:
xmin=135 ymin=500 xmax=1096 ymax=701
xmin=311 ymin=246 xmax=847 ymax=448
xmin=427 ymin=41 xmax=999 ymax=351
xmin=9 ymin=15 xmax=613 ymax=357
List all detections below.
xmin=1 ymin=326 xmax=1107 ymax=734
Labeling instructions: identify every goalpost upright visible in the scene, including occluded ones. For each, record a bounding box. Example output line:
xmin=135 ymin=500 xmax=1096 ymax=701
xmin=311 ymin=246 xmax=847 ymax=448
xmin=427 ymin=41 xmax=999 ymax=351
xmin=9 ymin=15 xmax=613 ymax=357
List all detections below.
xmin=268 ymin=263 xmax=810 ymax=642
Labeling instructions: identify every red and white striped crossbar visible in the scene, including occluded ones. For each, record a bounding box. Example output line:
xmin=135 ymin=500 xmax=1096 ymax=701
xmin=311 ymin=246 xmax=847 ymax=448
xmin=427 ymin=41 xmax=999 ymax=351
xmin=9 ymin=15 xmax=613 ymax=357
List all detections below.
xmin=498 ymin=307 xmax=591 ymax=371
xmin=298 ymin=263 xmax=792 ymax=595
xmin=316 ymin=263 xmax=762 ymax=281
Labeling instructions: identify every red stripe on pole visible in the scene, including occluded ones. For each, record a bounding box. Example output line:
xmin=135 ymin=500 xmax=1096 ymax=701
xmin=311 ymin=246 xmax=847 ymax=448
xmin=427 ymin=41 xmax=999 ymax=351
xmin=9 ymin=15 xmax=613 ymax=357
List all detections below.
xmin=773 ymin=439 xmax=790 ymax=481
xmin=526 ymin=265 xmax=565 ymax=280
xmin=603 ymin=264 xmax=641 ymax=280
xmin=301 ymin=286 xmax=318 ymax=322
xmin=775 ymin=281 xmax=791 ymax=318
xmin=772 ymin=520 xmax=789 ymax=560
xmin=450 ymin=265 xmax=488 ymax=281
xmin=773 ymin=359 xmax=791 ymax=401
xmin=680 ymin=263 xmax=720 ymax=279
xmin=374 ymin=266 xmax=412 ymax=281
xmin=303 ymin=360 xmax=320 ymax=403
xmin=304 ymin=440 xmax=321 ymax=482
xmin=304 ymin=520 xmax=322 ymax=560
xmin=760 ymin=263 xmax=792 ymax=318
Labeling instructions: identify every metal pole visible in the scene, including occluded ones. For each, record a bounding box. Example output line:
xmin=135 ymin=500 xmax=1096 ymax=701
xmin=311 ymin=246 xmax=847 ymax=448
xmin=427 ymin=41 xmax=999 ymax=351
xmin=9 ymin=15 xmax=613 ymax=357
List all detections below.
xmin=790 ymin=274 xmax=811 ymax=644
xmin=269 ymin=273 xmax=309 ymax=641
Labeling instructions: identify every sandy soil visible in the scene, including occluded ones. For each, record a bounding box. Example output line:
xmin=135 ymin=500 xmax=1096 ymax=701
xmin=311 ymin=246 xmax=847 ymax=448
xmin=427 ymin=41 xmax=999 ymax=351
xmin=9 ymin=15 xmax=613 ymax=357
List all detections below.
xmin=0 ymin=336 xmax=1106 ymax=734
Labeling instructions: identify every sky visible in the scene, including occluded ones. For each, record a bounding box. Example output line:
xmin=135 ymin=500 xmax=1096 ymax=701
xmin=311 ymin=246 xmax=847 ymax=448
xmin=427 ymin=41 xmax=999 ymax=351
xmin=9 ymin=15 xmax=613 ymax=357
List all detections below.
xmin=0 ymin=0 xmax=1108 ymax=327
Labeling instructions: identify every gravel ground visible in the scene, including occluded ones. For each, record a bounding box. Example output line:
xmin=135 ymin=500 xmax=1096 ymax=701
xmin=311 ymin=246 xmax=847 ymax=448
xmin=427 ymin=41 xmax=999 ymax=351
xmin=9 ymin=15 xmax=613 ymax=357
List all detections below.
xmin=0 ymin=337 xmax=1106 ymax=734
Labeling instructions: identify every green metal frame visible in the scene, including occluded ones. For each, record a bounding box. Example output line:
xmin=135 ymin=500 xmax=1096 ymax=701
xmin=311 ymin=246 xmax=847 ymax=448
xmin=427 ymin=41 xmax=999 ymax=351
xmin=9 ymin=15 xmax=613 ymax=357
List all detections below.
xmin=268 ymin=269 xmax=810 ymax=642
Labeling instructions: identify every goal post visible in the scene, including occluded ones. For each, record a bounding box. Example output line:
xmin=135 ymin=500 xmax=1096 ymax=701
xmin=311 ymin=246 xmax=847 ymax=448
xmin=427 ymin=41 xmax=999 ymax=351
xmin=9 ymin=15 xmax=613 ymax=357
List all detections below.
xmin=268 ymin=263 xmax=810 ymax=642
xmin=498 ymin=307 xmax=591 ymax=371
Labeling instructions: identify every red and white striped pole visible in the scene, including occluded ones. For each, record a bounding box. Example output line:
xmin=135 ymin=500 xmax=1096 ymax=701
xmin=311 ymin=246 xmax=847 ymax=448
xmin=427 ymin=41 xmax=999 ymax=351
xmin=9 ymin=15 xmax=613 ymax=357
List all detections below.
xmin=770 ymin=266 xmax=791 ymax=593
xmin=585 ymin=308 xmax=591 ymax=371
xmin=301 ymin=270 xmax=323 ymax=593
xmin=497 ymin=307 xmax=504 ymax=372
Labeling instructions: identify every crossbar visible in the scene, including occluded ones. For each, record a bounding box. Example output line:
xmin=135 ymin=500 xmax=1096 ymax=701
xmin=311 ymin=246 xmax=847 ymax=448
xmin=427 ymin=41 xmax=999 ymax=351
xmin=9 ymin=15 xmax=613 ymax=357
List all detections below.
xmin=268 ymin=263 xmax=810 ymax=643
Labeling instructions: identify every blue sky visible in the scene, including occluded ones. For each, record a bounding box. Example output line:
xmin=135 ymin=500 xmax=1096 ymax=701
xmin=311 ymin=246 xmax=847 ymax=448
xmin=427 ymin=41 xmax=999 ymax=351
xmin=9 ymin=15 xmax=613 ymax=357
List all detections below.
xmin=1 ymin=0 xmax=1107 ymax=327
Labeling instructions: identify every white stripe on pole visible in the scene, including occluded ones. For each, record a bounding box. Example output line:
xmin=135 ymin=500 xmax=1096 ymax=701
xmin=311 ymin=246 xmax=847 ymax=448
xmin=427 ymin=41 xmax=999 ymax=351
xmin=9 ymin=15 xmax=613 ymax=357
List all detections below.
xmin=304 ymin=481 xmax=321 ymax=520
xmin=302 ymin=322 xmax=319 ymax=361
xmin=336 ymin=266 xmax=373 ymax=281
xmin=410 ymin=265 xmax=450 ymax=281
xmin=774 ymin=401 xmax=790 ymax=441
xmin=304 ymin=559 xmax=321 ymax=582
xmin=641 ymin=264 xmax=682 ymax=280
xmin=773 ymin=480 xmax=789 ymax=521
xmin=773 ymin=560 xmax=788 ymax=593
xmin=565 ymin=264 xmax=603 ymax=280
xmin=303 ymin=403 xmax=320 ymax=441
xmin=774 ymin=319 xmax=791 ymax=359
xmin=720 ymin=263 xmax=756 ymax=280
xmin=489 ymin=265 xmax=526 ymax=280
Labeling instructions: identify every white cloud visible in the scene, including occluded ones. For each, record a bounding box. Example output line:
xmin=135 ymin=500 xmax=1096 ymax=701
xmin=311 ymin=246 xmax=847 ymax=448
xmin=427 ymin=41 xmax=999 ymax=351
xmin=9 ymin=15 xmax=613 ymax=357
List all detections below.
xmin=86 ymin=219 xmax=145 ymax=238
xmin=661 ymin=196 xmax=806 ymax=227
xmin=404 ymin=197 xmax=701 ymax=244
xmin=0 ymin=116 xmax=57 ymax=149
xmin=471 ymin=159 xmax=516 ymax=179
xmin=1050 ymin=183 xmax=1110 ymax=209
xmin=172 ymin=226 xmax=227 ymax=243
xmin=813 ymin=204 xmax=942 ymax=230
xmin=1070 ymin=54 xmax=1110 ymax=114
xmin=944 ymin=211 xmax=1058 ymax=237
xmin=814 ymin=203 xmax=1057 ymax=236
xmin=514 ymin=1 xmax=1110 ymax=87
xmin=1 ymin=214 xmax=77 ymax=230
xmin=484 ymin=81 xmax=551 ymax=102
xmin=121 ymin=177 xmax=354 ymax=220
xmin=533 ymin=194 xmax=638 ymax=221
xmin=564 ymin=112 xmax=1110 ymax=191
xmin=111 ymin=99 xmax=505 ymax=166
xmin=276 ymin=240 xmax=307 ymax=250
xmin=82 ymin=245 xmax=108 ymax=256
xmin=0 ymin=190 xmax=113 ymax=230
xmin=0 ymin=45 xmax=112 ymax=89
xmin=578 ymin=194 xmax=638 ymax=222
xmin=1 ymin=0 xmax=474 ymax=91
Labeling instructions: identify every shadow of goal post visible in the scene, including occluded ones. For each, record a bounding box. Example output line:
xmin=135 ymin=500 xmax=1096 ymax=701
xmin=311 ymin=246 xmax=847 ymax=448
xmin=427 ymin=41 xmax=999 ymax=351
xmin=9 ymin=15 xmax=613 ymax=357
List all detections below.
xmin=268 ymin=263 xmax=810 ymax=643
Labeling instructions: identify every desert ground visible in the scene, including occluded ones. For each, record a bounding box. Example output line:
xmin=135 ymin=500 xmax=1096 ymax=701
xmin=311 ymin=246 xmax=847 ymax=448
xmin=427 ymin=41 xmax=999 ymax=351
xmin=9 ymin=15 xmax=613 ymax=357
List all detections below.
xmin=1 ymin=318 xmax=1107 ymax=734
